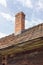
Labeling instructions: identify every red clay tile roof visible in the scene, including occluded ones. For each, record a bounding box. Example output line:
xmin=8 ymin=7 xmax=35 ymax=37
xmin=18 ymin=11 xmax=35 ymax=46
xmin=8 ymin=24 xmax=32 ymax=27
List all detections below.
xmin=0 ymin=23 xmax=43 ymax=49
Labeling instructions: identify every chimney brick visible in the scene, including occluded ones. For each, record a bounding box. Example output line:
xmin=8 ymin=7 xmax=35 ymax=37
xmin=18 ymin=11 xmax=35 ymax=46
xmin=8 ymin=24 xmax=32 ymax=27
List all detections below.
xmin=15 ymin=12 xmax=25 ymax=35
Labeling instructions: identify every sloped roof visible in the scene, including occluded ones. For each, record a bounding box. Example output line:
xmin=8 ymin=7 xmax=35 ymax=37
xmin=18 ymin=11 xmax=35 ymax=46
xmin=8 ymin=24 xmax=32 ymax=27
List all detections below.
xmin=0 ymin=23 xmax=43 ymax=49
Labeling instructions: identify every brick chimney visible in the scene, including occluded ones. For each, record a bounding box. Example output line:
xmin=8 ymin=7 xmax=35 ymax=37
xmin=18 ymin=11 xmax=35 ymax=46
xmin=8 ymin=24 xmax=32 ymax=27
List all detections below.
xmin=15 ymin=12 xmax=25 ymax=35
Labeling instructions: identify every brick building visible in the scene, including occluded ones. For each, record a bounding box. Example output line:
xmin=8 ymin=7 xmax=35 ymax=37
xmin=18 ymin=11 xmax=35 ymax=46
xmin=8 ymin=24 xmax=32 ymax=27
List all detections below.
xmin=0 ymin=12 xmax=43 ymax=65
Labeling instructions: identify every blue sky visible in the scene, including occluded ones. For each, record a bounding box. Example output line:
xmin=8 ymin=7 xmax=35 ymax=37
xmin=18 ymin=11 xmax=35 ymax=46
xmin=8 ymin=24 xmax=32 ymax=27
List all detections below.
xmin=0 ymin=0 xmax=43 ymax=38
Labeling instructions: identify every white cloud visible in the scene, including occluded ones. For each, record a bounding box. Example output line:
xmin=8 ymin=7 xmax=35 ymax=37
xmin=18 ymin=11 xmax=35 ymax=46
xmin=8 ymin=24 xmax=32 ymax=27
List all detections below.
xmin=0 ymin=0 xmax=7 ymax=7
xmin=0 ymin=12 xmax=14 ymax=21
xmin=38 ymin=0 xmax=43 ymax=9
xmin=17 ymin=0 xmax=43 ymax=10
xmin=34 ymin=0 xmax=43 ymax=11
xmin=0 ymin=32 xmax=6 ymax=38
xmin=25 ymin=20 xmax=33 ymax=29
xmin=25 ymin=19 xmax=43 ymax=29
xmin=17 ymin=0 xmax=33 ymax=8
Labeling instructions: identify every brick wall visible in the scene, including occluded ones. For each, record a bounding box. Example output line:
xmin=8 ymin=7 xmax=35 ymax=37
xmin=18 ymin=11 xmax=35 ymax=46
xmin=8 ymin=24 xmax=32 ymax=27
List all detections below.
xmin=7 ymin=50 xmax=43 ymax=65
xmin=15 ymin=12 xmax=25 ymax=35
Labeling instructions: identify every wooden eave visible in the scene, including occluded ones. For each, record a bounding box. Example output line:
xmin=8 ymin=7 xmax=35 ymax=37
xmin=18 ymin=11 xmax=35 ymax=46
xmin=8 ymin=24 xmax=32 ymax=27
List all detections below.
xmin=0 ymin=37 xmax=43 ymax=55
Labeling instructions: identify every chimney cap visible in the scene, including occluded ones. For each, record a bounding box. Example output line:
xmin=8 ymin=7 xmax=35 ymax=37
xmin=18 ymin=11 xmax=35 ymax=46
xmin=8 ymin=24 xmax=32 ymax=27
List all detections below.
xmin=15 ymin=11 xmax=25 ymax=17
